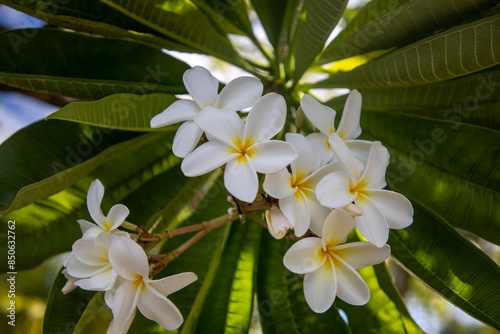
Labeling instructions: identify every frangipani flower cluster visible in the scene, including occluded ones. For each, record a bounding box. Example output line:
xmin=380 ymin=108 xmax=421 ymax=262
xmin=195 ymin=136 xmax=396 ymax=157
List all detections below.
xmin=149 ymin=66 xmax=414 ymax=314
xmin=62 ymin=179 xmax=197 ymax=333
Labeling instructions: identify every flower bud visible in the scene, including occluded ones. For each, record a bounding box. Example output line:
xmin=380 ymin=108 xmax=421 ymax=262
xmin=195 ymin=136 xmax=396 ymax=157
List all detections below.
xmin=265 ymin=206 xmax=292 ymax=239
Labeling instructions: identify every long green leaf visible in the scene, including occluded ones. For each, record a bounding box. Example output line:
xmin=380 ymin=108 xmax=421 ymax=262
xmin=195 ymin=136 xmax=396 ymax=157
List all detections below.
xmin=327 ymin=68 xmax=500 ymax=131
xmin=290 ymin=0 xmax=347 ymax=82
xmin=257 ymin=232 xmax=351 ymax=333
xmin=251 ymin=0 xmax=290 ymax=54
xmin=316 ymin=14 xmax=500 ymax=88
xmin=0 ymin=0 xmax=194 ymax=52
xmin=195 ymin=221 xmax=261 ymax=334
xmin=47 ymin=93 xmax=177 ymax=131
xmin=389 ymin=204 xmax=500 ymax=330
xmin=100 ymin=0 xmax=248 ymax=69
xmin=192 ymin=0 xmax=253 ymax=36
xmin=0 ymin=28 xmax=189 ymax=100
xmin=43 ymin=268 xmax=96 ymax=334
xmin=0 ymin=120 xmax=173 ymax=214
xmin=361 ymin=110 xmax=500 ymax=245
xmin=319 ymin=0 xmax=498 ymax=63
xmin=73 ymin=292 xmax=112 ymax=334
xmin=0 ymin=131 xmax=177 ymax=271
xmin=339 ymin=263 xmax=424 ymax=333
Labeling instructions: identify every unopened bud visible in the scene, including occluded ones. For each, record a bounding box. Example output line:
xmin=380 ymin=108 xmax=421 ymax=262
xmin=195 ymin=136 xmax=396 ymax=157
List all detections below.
xmin=341 ymin=203 xmax=363 ymax=217
xmin=265 ymin=206 xmax=292 ymax=239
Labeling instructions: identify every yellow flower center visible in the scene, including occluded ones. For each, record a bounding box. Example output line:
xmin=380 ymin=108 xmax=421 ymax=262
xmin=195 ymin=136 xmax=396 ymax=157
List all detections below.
xmin=229 ymin=138 xmax=256 ymax=163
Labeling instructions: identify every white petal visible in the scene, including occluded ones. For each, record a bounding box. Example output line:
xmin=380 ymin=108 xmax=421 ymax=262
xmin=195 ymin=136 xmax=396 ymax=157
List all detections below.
xmin=106 ymin=204 xmax=129 ymax=231
xmin=263 ymin=168 xmax=296 ymax=199
xmin=66 ymin=256 xmax=102 ymax=278
xmin=345 ymin=139 xmax=372 ymax=166
xmin=280 ymin=191 xmax=310 ymax=237
xmin=138 ymin=284 xmax=184 ymax=330
xmin=61 ymin=269 xmax=78 ymax=294
xmin=355 ymin=194 xmax=389 ymax=248
xmin=286 ymin=133 xmax=319 ymax=176
xmin=75 ymin=268 xmax=116 ymax=291
xmin=367 ymin=189 xmax=414 ymax=229
xmin=315 ymin=171 xmax=356 ymax=209
xmin=250 ymin=140 xmax=298 ymax=174
xmin=328 ymin=133 xmax=364 ymax=182
xmin=306 ymin=132 xmax=333 ymax=166
xmin=172 ymin=120 xmax=204 ymax=158
xmin=93 ymin=232 xmax=117 ymax=256
xmin=243 ymin=93 xmax=286 ymax=142
xmin=358 ymin=141 xmax=390 ymax=189
xmin=108 ymin=236 xmax=149 ymax=280
xmin=334 ymin=242 xmax=391 ymax=269
xmin=214 ymin=76 xmax=263 ymax=111
xmin=77 ymin=219 xmax=96 ymax=237
xmin=106 ymin=280 xmax=140 ymax=334
xmin=183 ymin=66 xmax=219 ymax=109
xmin=224 ymin=156 xmax=259 ymax=202
xmin=303 ymin=257 xmax=337 ymax=313
xmin=304 ymin=189 xmax=332 ymax=237
xmin=303 ymin=161 xmax=342 ymax=188
xmin=150 ymin=99 xmax=200 ymax=128
xmin=72 ymin=238 xmax=107 ymax=266
xmin=337 ymin=89 xmax=362 ymax=140
xmin=322 ymin=209 xmax=356 ymax=245
xmin=181 ymin=141 xmax=237 ymax=177
xmin=331 ymin=255 xmax=370 ymax=306
xmin=148 ymin=272 xmax=198 ymax=297
xmin=300 ymin=94 xmax=337 ymax=136
xmin=283 ymin=237 xmax=325 ymax=274
xmin=194 ymin=106 xmax=244 ymax=146
xmin=87 ymin=179 xmax=106 ymax=226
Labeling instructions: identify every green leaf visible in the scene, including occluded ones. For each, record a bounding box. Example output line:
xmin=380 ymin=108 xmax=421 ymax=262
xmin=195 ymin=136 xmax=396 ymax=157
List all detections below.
xmin=47 ymin=93 xmax=177 ymax=131
xmin=361 ymin=110 xmax=500 ymax=245
xmin=251 ymin=0 xmax=290 ymax=51
xmin=73 ymin=292 xmax=112 ymax=334
xmin=100 ymin=0 xmax=247 ymax=69
xmin=389 ymin=204 xmax=500 ymax=330
xmin=0 ymin=0 xmax=194 ymax=52
xmin=0 ymin=28 xmax=189 ymax=99
xmin=195 ymin=221 xmax=261 ymax=333
xmin=339 ymin=263 xmax=424 ymax=333
xmin=290 ymin=0 xmax=348 ymax=82
xmin=319 ymin=0 xmax=498 ymax=63
xmin=327 ymin=68 xmax=500 ymax=131
xmin=0 ymin=130 xmax=177 ymax=271
xmin=0 ymin=119 xmax=167 ymax=214
xmin=257 ymin=232 xmax=351 ymax=334
xmin=316 ymin=14 xmax=500 ymax=88
xmin=192 ymin=0 xmax=253 ymax=36
xmin=43 ymin=268 xmax=95 ymax=334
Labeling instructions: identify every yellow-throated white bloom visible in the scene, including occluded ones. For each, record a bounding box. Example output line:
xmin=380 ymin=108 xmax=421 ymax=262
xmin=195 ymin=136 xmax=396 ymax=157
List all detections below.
xmin=78 ymin=179 xmax=130 ymax=239
xmin=150 ymin=66 xmax=263 ymax=157
xmin=301 ymin=90 xmax=372 ymax=166
xmin=181 ymin=93 xmax=298 ymax=203
xmin=283 ymin=209 xmax=390 ymax=313
xmin=263 ymin=133 xmax=335 ymax=236
xmin=265 ymin=205 xmax=292 ymax=239
xmin=105 ymin=236 xmax=197 ymax=333
xmin=316 ymin=134 xmax=413 ymax=247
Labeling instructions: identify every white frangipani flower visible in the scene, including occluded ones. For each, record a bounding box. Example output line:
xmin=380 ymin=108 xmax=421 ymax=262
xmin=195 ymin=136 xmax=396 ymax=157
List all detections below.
xmin=181 ymin=93 xmax=298 ymax=203
xmin=78 ymin=179 xmax=130 ymax=239
xmin=263 ymin=133 xmax=334 ymax=236
xmin=105 ymin=236 xmax=197 ymax=333
xmin=300 ymin=90 xmax=372 ymax=165
xmin=150 ymin=66 xmax=263 ymax=157
xmin=283 ymin=209 xmax=390 ymax=313
xmin=316 ymin=133 xmax=414 ymax=247
xmin=65 ymin=232 xmax=127 ymax=291
xmin=265 ymin=205 xmax=292 ymax=239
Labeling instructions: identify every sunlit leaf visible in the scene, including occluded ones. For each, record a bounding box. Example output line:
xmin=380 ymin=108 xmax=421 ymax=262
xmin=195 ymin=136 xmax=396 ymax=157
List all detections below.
xmin=47 ymin=93 xmax=177 ymax=132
